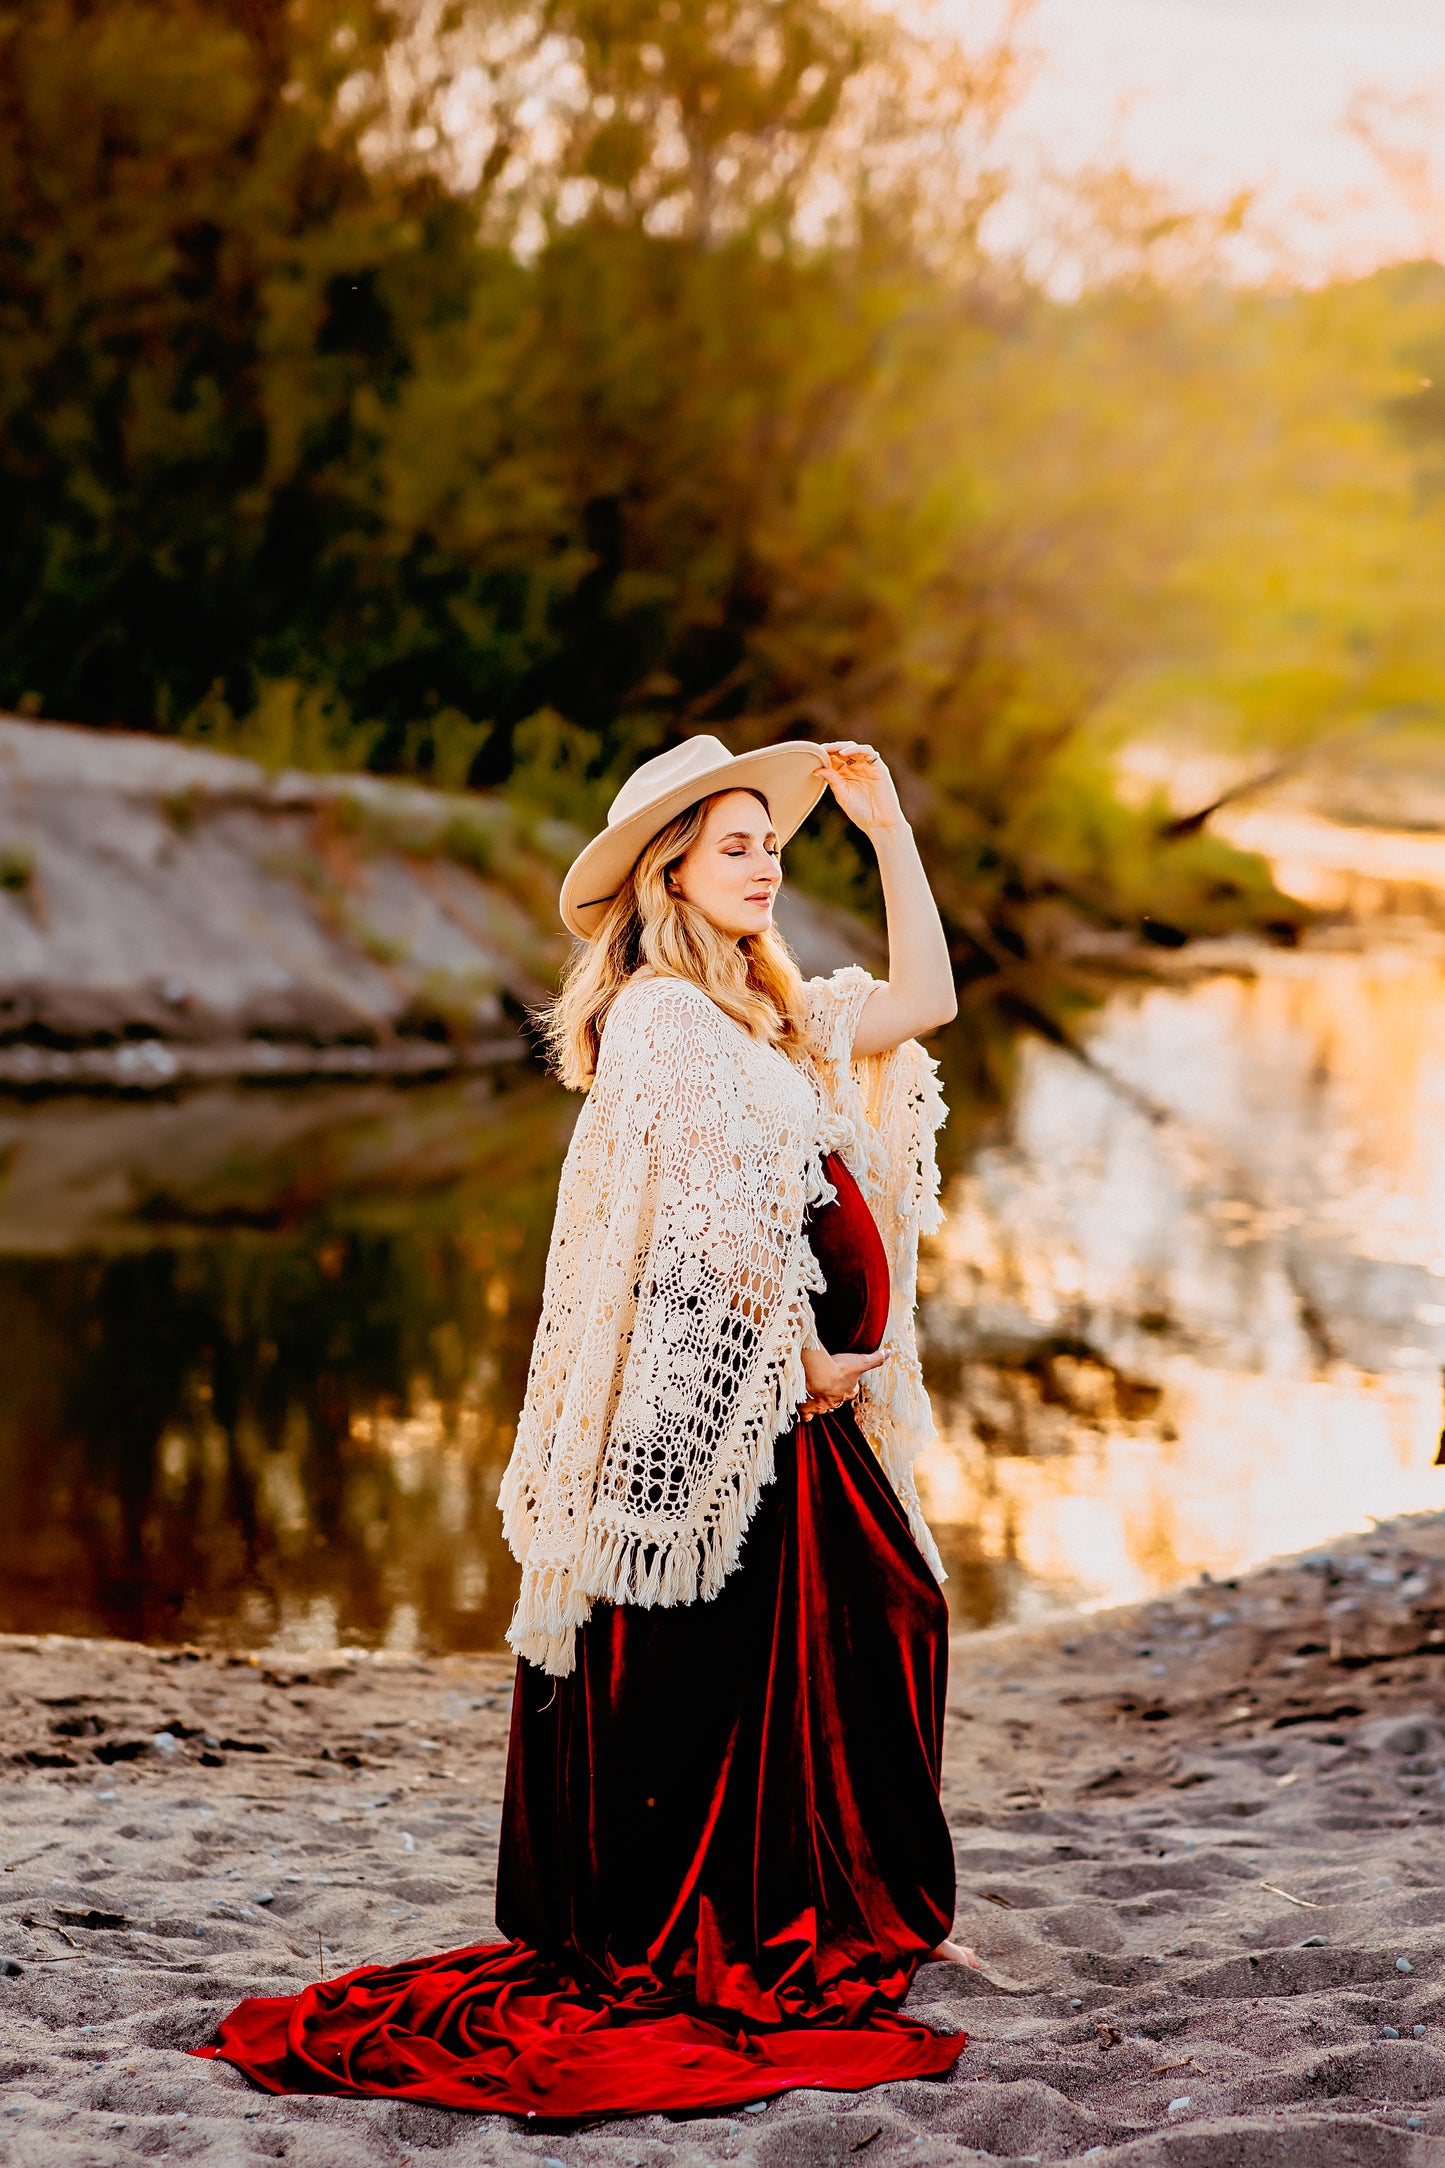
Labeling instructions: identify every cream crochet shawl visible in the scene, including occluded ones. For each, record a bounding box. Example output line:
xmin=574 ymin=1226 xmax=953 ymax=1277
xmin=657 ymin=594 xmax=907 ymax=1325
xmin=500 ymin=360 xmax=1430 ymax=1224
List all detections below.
xmin=499 ymin=964 xmax=948 ymax=1675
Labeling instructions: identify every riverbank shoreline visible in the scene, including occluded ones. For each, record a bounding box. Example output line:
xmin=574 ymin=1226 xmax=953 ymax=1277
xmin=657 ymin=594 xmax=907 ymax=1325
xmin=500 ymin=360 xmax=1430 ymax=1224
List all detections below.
xmin=4 ymin=1511 xmax=1445 ymax=2164
xmin=0 ymin=714 xmax=886 ymax=1094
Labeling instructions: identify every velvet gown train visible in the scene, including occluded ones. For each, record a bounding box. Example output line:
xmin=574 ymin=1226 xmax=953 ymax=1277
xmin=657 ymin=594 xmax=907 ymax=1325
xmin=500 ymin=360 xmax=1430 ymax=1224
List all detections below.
xmin=195 ymin=1153 xmax=964 ymax=2119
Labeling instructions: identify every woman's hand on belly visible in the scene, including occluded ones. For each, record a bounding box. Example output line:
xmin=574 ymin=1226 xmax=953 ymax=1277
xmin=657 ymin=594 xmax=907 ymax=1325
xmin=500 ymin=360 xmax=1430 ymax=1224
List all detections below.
xmin=800 ymin=1344 xmax=886 ymax=1418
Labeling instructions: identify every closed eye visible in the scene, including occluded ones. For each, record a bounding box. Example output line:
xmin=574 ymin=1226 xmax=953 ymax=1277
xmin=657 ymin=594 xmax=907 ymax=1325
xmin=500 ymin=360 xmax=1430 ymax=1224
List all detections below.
xmin=720 ymin=833 xmax=779 ymax=857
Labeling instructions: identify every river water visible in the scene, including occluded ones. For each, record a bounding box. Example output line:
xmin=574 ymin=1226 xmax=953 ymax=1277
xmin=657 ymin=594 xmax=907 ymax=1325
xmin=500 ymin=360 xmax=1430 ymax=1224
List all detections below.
xmin=2 ymin=815 xmax=1442 ymax=1653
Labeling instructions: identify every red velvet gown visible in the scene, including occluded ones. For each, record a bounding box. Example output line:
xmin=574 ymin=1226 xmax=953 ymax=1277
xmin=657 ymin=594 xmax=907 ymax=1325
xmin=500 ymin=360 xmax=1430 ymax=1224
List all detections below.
xmin=194 ymin=1153 xmax=963 ymax=2120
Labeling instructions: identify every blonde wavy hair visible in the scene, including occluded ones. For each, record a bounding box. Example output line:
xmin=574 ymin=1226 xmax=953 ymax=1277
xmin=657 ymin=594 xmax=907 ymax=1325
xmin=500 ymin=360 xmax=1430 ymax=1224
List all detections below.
xmin=542 ymin=791 xmax=813 ymax=1091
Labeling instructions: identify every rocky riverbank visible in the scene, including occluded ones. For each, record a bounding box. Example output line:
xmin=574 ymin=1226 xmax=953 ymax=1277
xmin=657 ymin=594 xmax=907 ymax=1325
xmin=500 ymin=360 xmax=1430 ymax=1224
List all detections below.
xmin=0 ymin=716 xmax=876 ymax=1088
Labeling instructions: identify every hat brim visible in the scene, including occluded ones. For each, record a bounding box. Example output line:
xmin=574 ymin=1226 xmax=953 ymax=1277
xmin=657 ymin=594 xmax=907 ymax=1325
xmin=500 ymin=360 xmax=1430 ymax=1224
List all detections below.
xmin=559 ymin=741 xmax=830 ymax=940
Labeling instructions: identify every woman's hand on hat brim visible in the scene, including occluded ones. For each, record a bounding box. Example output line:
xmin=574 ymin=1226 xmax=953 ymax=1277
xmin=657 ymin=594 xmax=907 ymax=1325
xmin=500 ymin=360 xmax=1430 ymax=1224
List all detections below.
xmin=814 ymin=742 xmax=905 ymax=837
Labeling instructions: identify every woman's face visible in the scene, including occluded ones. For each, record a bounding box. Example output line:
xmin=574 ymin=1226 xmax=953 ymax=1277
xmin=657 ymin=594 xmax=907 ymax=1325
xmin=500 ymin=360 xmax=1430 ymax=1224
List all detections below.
xmin=670 ymin=790 xmax=781 ymax=941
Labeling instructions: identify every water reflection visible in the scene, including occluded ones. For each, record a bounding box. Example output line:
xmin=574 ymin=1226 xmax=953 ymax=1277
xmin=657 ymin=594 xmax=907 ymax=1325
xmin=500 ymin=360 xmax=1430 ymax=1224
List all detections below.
xmin=916 ymin=932 xmax=1445 ymax=1618
xmin=3 ymin=878 xmax=1445 ymax=1651
xmin=0 ymin=1076 xmax=574 ymax=1652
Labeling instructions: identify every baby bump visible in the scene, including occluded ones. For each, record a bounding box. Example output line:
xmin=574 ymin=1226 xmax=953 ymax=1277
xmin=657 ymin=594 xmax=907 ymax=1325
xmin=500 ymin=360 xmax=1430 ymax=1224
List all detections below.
xmin=805 ymin=1152 xmax=891 ymax=1355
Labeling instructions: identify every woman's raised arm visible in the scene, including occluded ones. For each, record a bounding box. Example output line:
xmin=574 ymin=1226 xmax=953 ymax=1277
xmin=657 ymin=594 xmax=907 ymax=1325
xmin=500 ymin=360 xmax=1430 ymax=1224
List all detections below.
xmin=812 ymin=743 xmax=957 ymax=1058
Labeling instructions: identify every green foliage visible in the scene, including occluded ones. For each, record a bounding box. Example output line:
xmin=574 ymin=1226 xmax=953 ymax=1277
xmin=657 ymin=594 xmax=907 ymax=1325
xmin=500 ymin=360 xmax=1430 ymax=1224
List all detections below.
xmin=424 ymin=712 xmax=495 ymax=794
xmin=1097 ymin=266 xmax=1445 ymax=759
xmin=23 ymin=0 xmax=1445 ymax=1054
xmin=181 ymin=679 xmax=383 ymax=772
xmin=403 ymin=967 xmax=502 ymax=1042
xmin=0 ymin=0 xmax=436 ymax=727
xmin=0 ymin=844 xmax=33 ymax=892
xmin=505 ymin=712 xmax=611 ymax=830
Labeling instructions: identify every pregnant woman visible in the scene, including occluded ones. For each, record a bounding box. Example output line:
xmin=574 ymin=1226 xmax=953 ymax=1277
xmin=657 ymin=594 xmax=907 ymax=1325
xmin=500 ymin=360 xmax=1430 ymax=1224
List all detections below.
xmin=198 ymin=736 xmax=970 ymax=2118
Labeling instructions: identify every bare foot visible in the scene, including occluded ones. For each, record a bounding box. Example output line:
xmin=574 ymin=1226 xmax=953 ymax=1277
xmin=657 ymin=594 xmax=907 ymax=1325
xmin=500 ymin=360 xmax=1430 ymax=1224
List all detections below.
xmin=926 ymin=1940 xmax=1044 ymax=1995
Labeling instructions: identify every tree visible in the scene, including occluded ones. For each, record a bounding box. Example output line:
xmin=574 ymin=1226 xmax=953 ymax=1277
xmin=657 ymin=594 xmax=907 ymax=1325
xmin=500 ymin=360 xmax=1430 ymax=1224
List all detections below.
xmin=0 ymin=0 xmax=1314 ymax=1042
xmin=0 ymin=0 xmax=505 ymax=744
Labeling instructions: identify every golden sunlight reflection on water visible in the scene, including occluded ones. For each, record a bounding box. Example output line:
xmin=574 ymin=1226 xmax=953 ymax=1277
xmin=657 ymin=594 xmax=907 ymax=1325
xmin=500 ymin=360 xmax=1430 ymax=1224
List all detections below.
xmin=5 ymin=813 xmax=1445 ymax=1649
xmin=918 ymin=1364 xmax=1439 ymax=1619
xmin=917 ymin=904 xmax=1445 ymax=1619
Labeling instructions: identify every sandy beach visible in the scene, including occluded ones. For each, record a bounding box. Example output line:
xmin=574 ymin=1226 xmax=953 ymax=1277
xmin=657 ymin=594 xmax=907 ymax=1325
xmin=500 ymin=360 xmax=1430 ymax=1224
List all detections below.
xmin=4 ymin=1512 xmax=1445 ymax=2166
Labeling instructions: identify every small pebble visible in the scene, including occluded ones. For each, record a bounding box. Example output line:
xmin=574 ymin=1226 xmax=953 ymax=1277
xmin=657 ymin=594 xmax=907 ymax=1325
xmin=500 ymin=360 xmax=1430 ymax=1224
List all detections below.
xmin=1398 ymin=1957 xmax=1414 ymax=1974
xmin=1382 ymin=2026 xmax=1401 ymax=2038
xmin=1416 ymin=2025 xmax=1428 ymax=2039
xmin=543 ymin=2158 xmax=566 ymax=2167
xmin=1070 ymin=1997 xmax=1084 ymax=2009
xmin=1167 ymin=2096 xmax=1191 ymax=2115
xmin=745 ymin=2101 xmax=768 ymax=2113
xmin=1298 ymin=1935 xmax=1328 ymax=1948
xmin=1409 ymin=2118 xmax=1424 ymax=2130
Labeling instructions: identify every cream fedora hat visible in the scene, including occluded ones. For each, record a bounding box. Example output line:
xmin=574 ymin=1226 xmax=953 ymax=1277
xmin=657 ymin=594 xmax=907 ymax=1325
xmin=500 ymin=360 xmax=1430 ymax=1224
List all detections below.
xmin=558 ymin=735 xmax=829 ymax=940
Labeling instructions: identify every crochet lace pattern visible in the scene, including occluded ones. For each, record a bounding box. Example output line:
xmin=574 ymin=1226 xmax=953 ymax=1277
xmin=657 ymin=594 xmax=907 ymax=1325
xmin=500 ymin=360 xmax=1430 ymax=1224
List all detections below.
xmin=500 ymin=966 xmax=946 ymax=1674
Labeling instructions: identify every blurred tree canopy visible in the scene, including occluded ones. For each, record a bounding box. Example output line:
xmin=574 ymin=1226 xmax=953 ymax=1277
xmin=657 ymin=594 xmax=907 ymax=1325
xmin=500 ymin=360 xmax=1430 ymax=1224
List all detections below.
xmin=10 ymin=0 xmax=1445 ymax=1048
